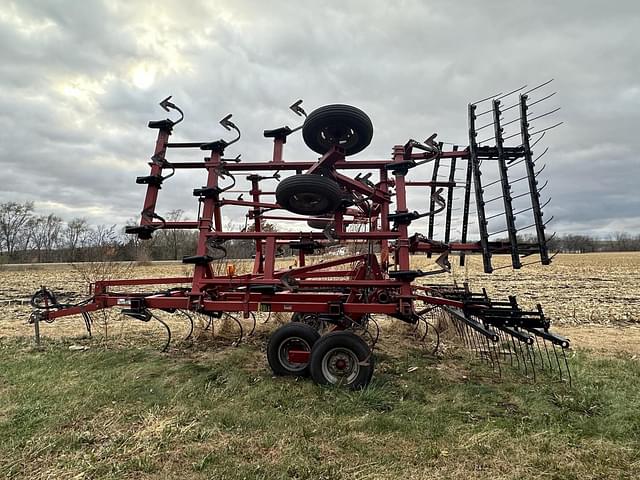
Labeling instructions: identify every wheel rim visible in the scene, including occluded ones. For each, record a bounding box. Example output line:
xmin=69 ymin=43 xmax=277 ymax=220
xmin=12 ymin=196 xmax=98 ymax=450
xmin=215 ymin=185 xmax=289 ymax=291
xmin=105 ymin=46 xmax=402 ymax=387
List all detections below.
xmin=321 ymin=347 xmax=360 ymax=385
xmin=278 ymin=336 xmax=311 ymax=372
xmin=290 ymin=192 xmax=330 ymax=213
xmin=316 ymin=124 xmax=360 ymax=151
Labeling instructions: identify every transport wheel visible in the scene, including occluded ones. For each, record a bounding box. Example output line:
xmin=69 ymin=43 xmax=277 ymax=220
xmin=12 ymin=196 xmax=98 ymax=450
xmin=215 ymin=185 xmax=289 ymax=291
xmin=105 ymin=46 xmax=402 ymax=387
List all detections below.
xmin=307 ymin=215 xmax=334 ymax=230
xmin=309 ymin=331 xmax=374 ymax=389
xmin=302 ymin=104 xmax=373 ymax=156
xmin=267 ymin=322 xmax=321 ymax=377
xmin=276 ymin=174 xmax=342 ymax=215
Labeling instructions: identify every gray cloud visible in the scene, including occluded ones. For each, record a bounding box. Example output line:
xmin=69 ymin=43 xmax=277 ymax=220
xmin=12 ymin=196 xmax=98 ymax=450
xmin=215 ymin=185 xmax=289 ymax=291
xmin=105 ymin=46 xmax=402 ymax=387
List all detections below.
xmin=0 ymin=0 xmax=638 ymax=238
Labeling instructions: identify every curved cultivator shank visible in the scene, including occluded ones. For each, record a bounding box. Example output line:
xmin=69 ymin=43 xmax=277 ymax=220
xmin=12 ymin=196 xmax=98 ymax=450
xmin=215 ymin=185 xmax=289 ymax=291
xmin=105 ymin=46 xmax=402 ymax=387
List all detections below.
xmin=31 ymin=82 xmax=570 ymax=387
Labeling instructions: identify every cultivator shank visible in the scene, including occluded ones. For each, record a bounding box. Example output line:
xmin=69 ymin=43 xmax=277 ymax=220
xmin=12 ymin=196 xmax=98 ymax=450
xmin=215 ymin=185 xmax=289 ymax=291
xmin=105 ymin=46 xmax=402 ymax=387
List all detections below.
xmin=31 ymin=83 xmax=570 ymax=387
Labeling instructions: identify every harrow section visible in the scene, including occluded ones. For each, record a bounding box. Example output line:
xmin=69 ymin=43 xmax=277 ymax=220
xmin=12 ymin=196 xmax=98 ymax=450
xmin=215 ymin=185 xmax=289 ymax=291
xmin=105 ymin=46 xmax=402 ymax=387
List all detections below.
xmin=31 ymin=83 xmax=570 ymax=388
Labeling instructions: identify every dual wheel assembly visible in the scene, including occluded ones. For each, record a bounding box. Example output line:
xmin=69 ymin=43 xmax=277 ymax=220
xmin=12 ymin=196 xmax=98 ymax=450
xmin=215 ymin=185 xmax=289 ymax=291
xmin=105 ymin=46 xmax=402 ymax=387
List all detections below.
xmin=275 ymin=104 xmax=374 ymax=217
xmin=267 ymin=322 xmax=375 ymax=389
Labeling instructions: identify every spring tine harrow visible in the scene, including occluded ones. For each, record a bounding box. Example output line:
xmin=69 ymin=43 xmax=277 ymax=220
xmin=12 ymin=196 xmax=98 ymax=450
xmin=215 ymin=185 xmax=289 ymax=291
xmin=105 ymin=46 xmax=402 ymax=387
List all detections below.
xmin=434 ymin=286 xmax=571 ymax=382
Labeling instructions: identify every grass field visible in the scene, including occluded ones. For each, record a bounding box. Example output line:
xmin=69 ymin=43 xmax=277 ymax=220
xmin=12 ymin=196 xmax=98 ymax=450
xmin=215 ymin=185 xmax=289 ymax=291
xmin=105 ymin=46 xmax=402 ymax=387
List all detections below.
xmin=1 ymin=253 xmax=639 ymax=479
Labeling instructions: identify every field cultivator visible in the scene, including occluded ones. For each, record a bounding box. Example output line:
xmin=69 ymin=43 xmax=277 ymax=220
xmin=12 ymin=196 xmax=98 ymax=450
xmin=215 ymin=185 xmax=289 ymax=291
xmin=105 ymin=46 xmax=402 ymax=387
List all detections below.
xmin=31 ymin=81 xmax=571 ymax=388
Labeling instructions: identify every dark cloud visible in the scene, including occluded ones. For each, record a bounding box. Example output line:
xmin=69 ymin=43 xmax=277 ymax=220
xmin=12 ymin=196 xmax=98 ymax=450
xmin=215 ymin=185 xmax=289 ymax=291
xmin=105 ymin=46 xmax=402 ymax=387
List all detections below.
xmin=0 ymin=0 xmax=638 ymax=238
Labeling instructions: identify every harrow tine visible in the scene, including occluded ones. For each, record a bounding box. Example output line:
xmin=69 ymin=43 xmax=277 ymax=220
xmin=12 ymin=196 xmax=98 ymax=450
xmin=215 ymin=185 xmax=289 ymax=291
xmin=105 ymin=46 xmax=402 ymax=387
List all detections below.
xmin=204 ymin=313 xmax=214 ymax=333
xmin=81 ymin=311 xmax=93 ymax=337
xmin=464 ymin=324 xmax=475 ymax=351
xmin=528 ymin=91 xmax=557 ymax=108
xmin=534 ymin=336 xmax=546 ymax=371
xmin=369 ymin=315 xmax=381 ymax=348
xmin=533 ymin=147 xmax=550 ymax=163
xmin=247 ymin=312 xmax=257 ymax=336
xmin=421 ymin=318 xmax=441 ymax=355
xmin=471 ymin=91 xmax=503 ymax=106
xmin=552 ymin=342 xmax=564 ymax=382
xmin=542 ymin=338 xmax=553 ymax=371
xmin=530 ymin=131 xmax=546 ymax=149
xmin=504 ymin=121 xmax=563 ymax=141
xmin=150 ymin=312 xmax=172 ymax=353
xmin=179 ymin=310 xmax=195 ymax=341
xmin=562 ymin=348 xmax=573 ymax=387
xmin=487 ymin=333 xmax=502 ymax=377
xmin=503 ymin=331 xmax=515 ymax=367
xmin=226 ymin=313 xmax=244 ymax=346
xmin=496 ymin=86 xmax=528 ymax=102
xmin=527 ymin=107 xmax=562 ymax=124
xmin=526 ymin=341 xmax=537 ymax=381
xmin=516 ymin=337 xmax=529 ymax=376
xmin=509 ymin=334 xmax=521 ymax=372
xmin=524 ymin=78 xmax=554 ymax=95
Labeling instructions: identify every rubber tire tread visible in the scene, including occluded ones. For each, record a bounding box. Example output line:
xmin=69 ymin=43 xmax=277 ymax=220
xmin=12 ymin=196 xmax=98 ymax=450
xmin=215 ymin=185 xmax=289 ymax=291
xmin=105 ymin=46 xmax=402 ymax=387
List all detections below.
xmin=302 ymin=104 xmax=373 ymax=156
xmin=276 ymin=174 xmax=342 ymax=215
xmin=307 ymin=216 xmax=334 ymax=230
xmin=267 ymin=322 xmax=321 ymax=377
xmin=309 ymin=331 xmax=374 ymax=389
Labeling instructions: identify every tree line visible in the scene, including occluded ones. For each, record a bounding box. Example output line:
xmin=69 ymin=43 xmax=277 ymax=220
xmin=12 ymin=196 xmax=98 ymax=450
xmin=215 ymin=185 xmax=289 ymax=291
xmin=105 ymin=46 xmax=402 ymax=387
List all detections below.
xmin=1 ymin=201 xmax=639 ymax=264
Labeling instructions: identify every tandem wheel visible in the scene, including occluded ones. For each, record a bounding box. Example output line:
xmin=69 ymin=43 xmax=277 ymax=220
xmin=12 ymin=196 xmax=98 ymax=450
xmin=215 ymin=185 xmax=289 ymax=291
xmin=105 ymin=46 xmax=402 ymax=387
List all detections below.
xmin=267 ymin=322 xmax=320 ymax=377
xmin=302 ymin=104 xmax=374 ymax=156
xmin=309 ymin=331 xmax=374 ymax=390
xmin=275 ymin=174 xmax=343 ymax=215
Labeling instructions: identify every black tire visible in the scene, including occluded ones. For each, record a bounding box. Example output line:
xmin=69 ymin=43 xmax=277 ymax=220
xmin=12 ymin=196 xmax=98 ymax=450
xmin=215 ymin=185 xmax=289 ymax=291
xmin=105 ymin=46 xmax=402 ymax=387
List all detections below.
xmin=307 ymin=215 xmax=334 ymax=230
xmin=276 ymin=174 xmax=342 ymax=215
xmin=267 ymin=322 xmax=321 ymax=377
xmin=302 ymin=104 xmax=373 ymax=156
xmin=309 ymin=331 xmax=374 ymax=389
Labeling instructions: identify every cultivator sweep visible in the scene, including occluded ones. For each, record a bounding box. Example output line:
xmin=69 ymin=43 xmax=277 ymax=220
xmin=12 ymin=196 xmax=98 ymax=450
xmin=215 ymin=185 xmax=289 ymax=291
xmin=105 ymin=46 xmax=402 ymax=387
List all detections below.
xmin=30 ymin=81 xmax=571 ymax=388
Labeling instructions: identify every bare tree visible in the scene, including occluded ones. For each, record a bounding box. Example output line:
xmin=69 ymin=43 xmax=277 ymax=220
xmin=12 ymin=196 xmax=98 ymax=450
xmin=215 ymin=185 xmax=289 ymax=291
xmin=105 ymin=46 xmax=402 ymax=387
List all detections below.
xmin=64 ymin=218 xmax=90 ymax=261
xmin=31 ymin=214 xmax=63 ymax=262
xmin=0 ymin=201 xmax=34 ymax=258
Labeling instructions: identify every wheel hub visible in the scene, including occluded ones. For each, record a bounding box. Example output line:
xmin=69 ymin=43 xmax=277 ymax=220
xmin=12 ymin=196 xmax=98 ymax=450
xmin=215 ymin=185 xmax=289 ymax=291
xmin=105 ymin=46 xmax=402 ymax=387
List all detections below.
xmin=322 ymin=348 xmax=360 ymax=384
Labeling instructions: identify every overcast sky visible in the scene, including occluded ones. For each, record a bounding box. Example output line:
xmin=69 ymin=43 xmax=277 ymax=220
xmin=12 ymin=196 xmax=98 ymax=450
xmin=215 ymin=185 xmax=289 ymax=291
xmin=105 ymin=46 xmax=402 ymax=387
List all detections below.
xmin=1 ymin=0 xmax=639 ymax=239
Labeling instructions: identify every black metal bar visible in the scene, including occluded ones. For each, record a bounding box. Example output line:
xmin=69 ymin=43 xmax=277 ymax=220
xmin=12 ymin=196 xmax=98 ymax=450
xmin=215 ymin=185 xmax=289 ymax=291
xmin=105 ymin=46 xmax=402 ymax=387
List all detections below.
xmin=166 ymin=142 xmax=205 ymax=148
xmin=526 ymin=327 xmax=570 ymax=348
xmin=460 ymin=151 xmax=474 ymax=267
xmin=426 ymin=144 xmax=443 ymax=257
xmin=468 ymin=104 xmax=493 ymax=273
xmin=492 ymin=99 xmax=521 ymax=269
xmin=520 ymin=94 xmax=551 ymax=265
xmin=497 ymin=325 xmax=534 ymax=344
xmin=446 ymin=307 xmax=499 ymax=342
xmin=444 ymin=147 xmax=457 ymax=243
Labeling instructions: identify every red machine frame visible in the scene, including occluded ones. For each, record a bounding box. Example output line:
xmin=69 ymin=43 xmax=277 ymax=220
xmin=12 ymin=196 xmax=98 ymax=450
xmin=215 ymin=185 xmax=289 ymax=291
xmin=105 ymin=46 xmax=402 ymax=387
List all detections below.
xmin=32 ymin=90 xmax=571 ymax=387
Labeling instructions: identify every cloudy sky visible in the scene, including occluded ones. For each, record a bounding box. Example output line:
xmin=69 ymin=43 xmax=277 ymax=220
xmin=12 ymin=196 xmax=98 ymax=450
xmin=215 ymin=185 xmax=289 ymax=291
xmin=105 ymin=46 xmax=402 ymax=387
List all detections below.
xmin=1 ymin=0 xmax=639 ymax=239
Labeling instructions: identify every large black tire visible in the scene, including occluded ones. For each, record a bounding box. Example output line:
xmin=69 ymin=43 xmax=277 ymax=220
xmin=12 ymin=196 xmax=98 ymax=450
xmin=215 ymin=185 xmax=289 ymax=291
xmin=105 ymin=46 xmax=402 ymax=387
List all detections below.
xmin=309 ymin=331 xmax=374 ymax=389
xmin=267 ymin=322 xmax=321 ymax=377
xmin=302 ymin=104 xmax=373 ymax=156
xmin=307 ymin=215 xmax=334 ymax=230
xmin=276 ymin=174 xmax=342 ymax=215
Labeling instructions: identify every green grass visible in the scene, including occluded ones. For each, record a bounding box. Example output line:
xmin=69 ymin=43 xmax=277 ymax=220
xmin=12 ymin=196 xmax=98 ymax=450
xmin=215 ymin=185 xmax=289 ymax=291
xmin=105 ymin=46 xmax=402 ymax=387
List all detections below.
xmin=1 ymin=337 xmax=639 ymax=479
